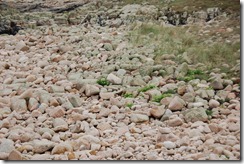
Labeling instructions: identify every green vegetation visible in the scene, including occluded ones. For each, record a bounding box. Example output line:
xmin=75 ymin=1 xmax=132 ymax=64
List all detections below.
xmin=169 ymin=0 xmax=240 ymax=14
xmin=164 ymin=89 xmax=176 ymax=94
xmin=123 ymin=93 xmax=134 ymax=98
xmin=138 ymin=85 xmax=156 ymax=92
xmin=177 ymin=69 xmax=209 ymax=82
xmin=128 ymin=23 xmax=240 ymax=74
xmin=97 ymin=77 xmax=110 ymax=86
xmin=152 ymin=93 xmax=172 ymax=103
xmin=206 ymin=109 xmax=213 ymax=120
xmin=126 ymin=103 xmax=134 ymax=108
xmin=121 ymin=0 xmax=239 ymax=14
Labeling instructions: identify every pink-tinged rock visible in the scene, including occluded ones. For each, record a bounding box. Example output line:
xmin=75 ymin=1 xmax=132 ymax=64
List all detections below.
xmin=107 ymin=73 xmax=122 ymax=85
xmin=168 ymin=96 xmax=185 ymax=111
xmin=8 ymin=150 xmax=22 ymax=160
xmin=48 ymin=107 xmax=65 ymax=118
xmin=97 ymin=122 xmax=111 ymax=131
xmin=99 ymin=92 xmax=115 ymax=100
xmin=49 ymin=98 xmax=59 ymax=107
xmin=160 ymin=97 xmax=173 ymax=105
xmin=19 ymin=89 xmax=33 ymax=99
xmin=10 ymin=97 xmax=27 ymax=113
xmin=28 ymin=98 xmax=39 ymax=111
xmin=51 ymin=142 xmax=73 ymax=154
xmin=209 ymin=99 xmax=220 ymax=108
xmin=208 ymin=124 xmax=220 ymax=133
xmin=116 ymin=126 xmax=129 ymax=136
xmin=26 ymin=75 xmax=37 ymax=82
xmin=235 ymin=103 xmax=240 ymax=110
xmin=168 ymin=117 xmax=183 ymax=127
xmin=32 ymin=139 xmax=55 ymax=153
xmin=15 ymin=41 xmax=29 ymax=51
xmin=53 ymin=118 xmax=68 ymax=132
xmin=227 ymin=93 xmax=236 ymax=99
xmin=150 ymin=105 xmax=166 ymax=118
xmin=85 ymin=85 xmax=100 ymax=96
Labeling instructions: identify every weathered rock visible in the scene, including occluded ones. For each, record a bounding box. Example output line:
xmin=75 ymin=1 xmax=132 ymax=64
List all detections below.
xmin=15 ymin=41 xmax=29 ymax=51
xmin=107 ymin=73 xmax=122 ymax=85
xmin=0 ymin=139 xmax=14 ymax=154
xmin=51 ymin=142 xmax=73 ymax=154
xmin=49 ymin=85 xmax=65 ymax=93
xmin=85 ymin=85 xmax=100 ymax=96
xmin=168 ymin=117 xmax=183 ymax=127
xmin=68 ymin=94 xmax=82 ymax=107
xmin=48 ymin=107 xmax=65 ymax=118
xmin=150 ymin=105 xmax=166 ymax=119
xmin=8 ymin=150 xmax=22 ymax=160
xmin=100 ymin=92 xmax=115 ymax=100
xmin=53 ymin=118 xmax=68 ymax=132
xmin=10 ymin=97 xmax=27 ymax=113
xmin=183 ymin=108 xmax=208 ymax=123
xmin=19 ymin=89 xmax=33 ymax=99
xmin=168 ymin=96 xmax=185 ymax=111
xmin=130 ymin=76 xmax=146 ymax=86
xmin=210 ymin=78 xmax=224 ymax=90
xmin=163 ymin=141 xmax=176 ymax=149
xmin=209 ymin=99 xmax=220 ymax=108
xmin=130 ymin=114 xmax=149 ymax=123
xmin=32 ymin=139 xmax=55 ymax=153
xmin=160 ymin=109 xmax=173 ymax=121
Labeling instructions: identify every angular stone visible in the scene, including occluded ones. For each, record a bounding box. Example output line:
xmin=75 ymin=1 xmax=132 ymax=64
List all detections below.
xmin=0 ymin=139 xmax=14 ymax=153
xmin=163 ymin=141 xmax=176 ymax=149
xmin=99 ymin=92 xmax=115 ymax=100
xmin=168 ymin=117 xmax=183 ymax=127
xmin=8 ymin=150 xmax=22 ymax=160
xmin=182 ymin=108 xmax=208 ymax=123
xmin=10 ymin=97 xmax=27 ymax=113
xmin=49 ymin=85 xmax=65 ymax=93
xmin=19 ymin=89 xmax=33 ymax=99
xmin=209 ymin=99 xmax=220 ymax=108
xmin=15 ymin=41 xmax=29 ymax=51
xmin=51 ymin=142 xmax=73 ymax=154
xmin=32 ymin=139 xmax=55 ymax=153
xmin=26 ymin=75 xmax=37 ymax=82
xmin=210 ymin=78 xmax=224 ymax=90
xmin=85 ymin=85 xmax=100 ymax=96
xmin=150 ymin=105 xmax=166 ymax=119
xmin=68 ymin=94 xmax=82 ymax=107
xmin=130 ymin=114 xmax=149 ymax=123
xmin=107 ymin=73 xmax=122 ymax=85
xmin=53 ymin=118 xmax=68 ymax=132
xmin=160 ymin=109 xmax=173 ymax=121
xmin=48 ymin=107 xmax=65 ymax=118
xmin=168 ymin=96 xmax=185 ymax=111
xmin=130 ymin=76 xmax=146 ymax=86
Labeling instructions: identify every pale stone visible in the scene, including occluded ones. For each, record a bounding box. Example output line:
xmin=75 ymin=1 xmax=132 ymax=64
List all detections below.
xmin=168 ymin=96 xmax=185 ymax=111
xmin=130 ymin=114 xmax=149 ymax=123
xmin=107 ymin=73 xmax=122 ymax=85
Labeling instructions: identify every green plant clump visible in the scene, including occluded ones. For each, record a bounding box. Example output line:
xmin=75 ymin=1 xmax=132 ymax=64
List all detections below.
xmin=126 ymin=103 xmax=134 ymax=108
xmin=97 ymin=77 xmax=110 ymax=86
xmin=205 ymin=110 xmax=213 ymax=116
xmin=123 ymin=93 xmax=134 ymax=98
xmin=138 ymin=85 xmax=156 ymax=92
xmin=178 ymin=69 xmax=209 ymax=82
xmin=153 ymin=93 xmax=172 ymax=103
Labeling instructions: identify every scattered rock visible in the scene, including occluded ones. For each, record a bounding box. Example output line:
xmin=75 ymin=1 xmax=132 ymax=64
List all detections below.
xmin=183 ymin=108 xmax=208 ymax=123
xmin=130 ymin=114 xmax=149 ymax=123
xmin=168 ymin=96 xmax=185 ymax=111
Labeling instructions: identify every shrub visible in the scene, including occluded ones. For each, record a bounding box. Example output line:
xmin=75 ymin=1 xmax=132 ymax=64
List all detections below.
xmin=97 ymin=77 xmax=110 ymax=86
xmin=123 ymin=93 xmax=134 ymax=98
xmin=138 ymin=85 xmax=156 ymax=92
xmin=152 ymin=93 xmax=172 ymax=103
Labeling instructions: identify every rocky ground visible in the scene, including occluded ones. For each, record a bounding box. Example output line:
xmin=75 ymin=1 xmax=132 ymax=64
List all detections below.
xmin=0 ymin=0 xmax=241 ymax=160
